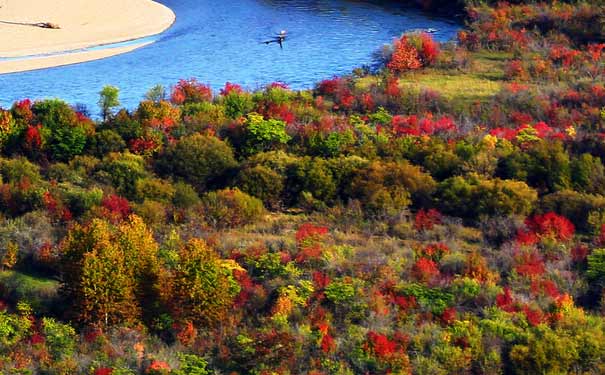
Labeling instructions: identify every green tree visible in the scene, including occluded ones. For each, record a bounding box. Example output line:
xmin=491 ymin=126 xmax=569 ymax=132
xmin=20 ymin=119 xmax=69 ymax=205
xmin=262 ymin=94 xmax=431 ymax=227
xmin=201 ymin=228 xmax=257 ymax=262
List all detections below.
xmin=99 ymin=85 xmax=120 ymax=121
xmin=32 ymin=99 xmax=88 ymax=161
xmin=145 ymin=84 xmax=167 ymax=103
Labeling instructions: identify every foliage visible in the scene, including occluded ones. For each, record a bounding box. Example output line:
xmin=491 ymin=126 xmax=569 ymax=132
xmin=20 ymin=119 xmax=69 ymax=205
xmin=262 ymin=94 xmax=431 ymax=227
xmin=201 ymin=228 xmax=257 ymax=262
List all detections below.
xmin=201 ymin=188 xmax=265 ymax=228
xmin=157 ymin=134 xmax=237 ymax=192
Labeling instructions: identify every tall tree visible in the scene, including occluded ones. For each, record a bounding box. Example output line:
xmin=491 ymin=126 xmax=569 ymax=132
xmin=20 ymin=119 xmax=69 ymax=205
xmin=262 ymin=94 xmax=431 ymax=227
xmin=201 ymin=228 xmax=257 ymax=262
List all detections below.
xmin=98 ymin=85 xmax=120 ymax=122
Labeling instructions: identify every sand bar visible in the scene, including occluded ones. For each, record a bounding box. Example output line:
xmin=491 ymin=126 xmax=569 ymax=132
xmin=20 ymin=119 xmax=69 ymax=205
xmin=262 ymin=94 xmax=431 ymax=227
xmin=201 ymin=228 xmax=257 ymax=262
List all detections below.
xmin=0 ymin=0 xmax=175 ymax=73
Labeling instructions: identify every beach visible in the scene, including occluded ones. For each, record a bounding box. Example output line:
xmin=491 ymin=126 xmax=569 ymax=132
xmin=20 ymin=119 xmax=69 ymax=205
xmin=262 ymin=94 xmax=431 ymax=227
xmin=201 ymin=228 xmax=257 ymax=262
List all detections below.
xmin=0 ymin=0 xmax=175 ymax=74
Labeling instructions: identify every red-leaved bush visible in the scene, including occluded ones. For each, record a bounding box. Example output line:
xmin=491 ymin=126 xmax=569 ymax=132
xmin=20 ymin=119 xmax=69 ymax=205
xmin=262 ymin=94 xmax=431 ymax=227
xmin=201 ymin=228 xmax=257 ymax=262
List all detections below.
xmin=388 ymin=36 xmax=422 ymax=73
xmin=101 ymin=194 xmax=131 ymax=221
xmin=516 ymin=212 xmax=575 ymax=245
xmin=515 ymin=250 xmax=545 ymax=278
xmin=412 ymin=257 xmax=440 ymax=282
xmin=366 ymin=332 xmax=397 ymax=359
xmin=496 ymin=287 xmax=517 ymax=312
xmin=170 ymin=78 xmax=212 ymax=104
xmin=414 ymin=208 xmax=442 ymax=231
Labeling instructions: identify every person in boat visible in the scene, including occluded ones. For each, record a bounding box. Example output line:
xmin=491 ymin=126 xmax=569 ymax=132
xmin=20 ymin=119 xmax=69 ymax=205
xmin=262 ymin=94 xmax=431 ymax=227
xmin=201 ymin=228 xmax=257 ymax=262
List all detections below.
xmin=263 ymin=30 xmax=287 ymax=49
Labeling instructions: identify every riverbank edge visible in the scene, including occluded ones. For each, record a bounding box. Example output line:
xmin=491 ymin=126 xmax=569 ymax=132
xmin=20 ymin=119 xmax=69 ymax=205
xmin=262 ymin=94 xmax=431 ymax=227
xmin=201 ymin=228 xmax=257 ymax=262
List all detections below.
xmin=0 ymin=0 xmax=175 ymax=75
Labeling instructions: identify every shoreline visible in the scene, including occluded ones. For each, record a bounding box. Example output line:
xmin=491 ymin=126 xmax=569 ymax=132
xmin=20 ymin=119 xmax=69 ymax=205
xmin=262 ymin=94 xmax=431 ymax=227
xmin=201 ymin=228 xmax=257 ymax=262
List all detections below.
xmin=0 ymin=0 xmax=175 ymax=74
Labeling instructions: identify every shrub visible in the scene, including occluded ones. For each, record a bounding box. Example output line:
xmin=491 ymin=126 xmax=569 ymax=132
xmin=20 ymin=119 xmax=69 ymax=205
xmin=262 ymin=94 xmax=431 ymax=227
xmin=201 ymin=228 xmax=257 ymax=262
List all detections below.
xmin=242 ymin=112 xmax=291 ymax=155
xmin=157 ymin=134 xmax=237 ymax=192
xmin=172 ymin=353 xmax=213 ymax=375
xmin=388 ymin=36 xmax=422 ymax=73
xmin=237 ymin=164 xmax=284 ymax=209
xmin=97 ymin=152 xmax=149 ymax=199
xmin=201 ymin=188 xmax=265 ymax=228
xmin=172 ymin=182 xmax=200 ymax=209
xmin=325 ymin=279 xmax=356 ymax=305
xmin=436 ymin=175 xmax=537 ymax=219
xmin=88 ymin=129 xmax=126 ymax=157
xmin=42 ymin=317 xmax=76 ymax=359
xmin=170 ymin=78 xmax=212 ymax=105
xmin=587 ymin=248 xmax=605 ymax=283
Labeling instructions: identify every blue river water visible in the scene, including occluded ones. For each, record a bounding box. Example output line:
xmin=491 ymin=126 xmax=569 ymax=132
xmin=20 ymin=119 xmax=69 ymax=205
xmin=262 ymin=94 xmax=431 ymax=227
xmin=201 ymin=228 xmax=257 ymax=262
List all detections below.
xmin=0 ymin=0 xmax=458 ymax=111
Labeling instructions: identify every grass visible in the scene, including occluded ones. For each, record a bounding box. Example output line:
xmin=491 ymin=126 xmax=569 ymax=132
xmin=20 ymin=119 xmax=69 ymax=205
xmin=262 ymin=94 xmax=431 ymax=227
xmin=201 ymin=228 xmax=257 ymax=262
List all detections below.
xmin=356 ymin=50 xmax=514 ymax=112
xmin=0 ymin=270 xmax=59 ymax=313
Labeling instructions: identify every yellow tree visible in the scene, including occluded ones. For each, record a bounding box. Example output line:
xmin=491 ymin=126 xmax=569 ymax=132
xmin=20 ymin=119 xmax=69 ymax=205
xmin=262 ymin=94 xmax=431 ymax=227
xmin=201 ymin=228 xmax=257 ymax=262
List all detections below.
xmin=60 ymin=219 xmax=142 ymax=326
xmin=171 ymin=239 xmax=240 ymax=326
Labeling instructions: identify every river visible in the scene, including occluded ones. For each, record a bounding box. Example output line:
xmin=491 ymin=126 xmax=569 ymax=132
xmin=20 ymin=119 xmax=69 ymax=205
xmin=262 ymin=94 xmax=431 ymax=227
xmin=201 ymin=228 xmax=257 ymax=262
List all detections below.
xmin=0 ymin=0 xmax=458 ymax=111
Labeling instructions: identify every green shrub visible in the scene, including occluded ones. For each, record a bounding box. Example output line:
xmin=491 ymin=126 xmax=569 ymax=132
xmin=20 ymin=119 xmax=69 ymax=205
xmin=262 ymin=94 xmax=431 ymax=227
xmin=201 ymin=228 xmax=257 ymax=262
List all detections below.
xmin=201 ymin=188 xmax=265 ymax=228
xmin=243 ymin=112 xmax=291 ymax=155
xmin=237 ymin=165 xmax=284 ymax=209
xmin=157 ymin=134 xmax=237 ymax=192
xmin=436 ymin=174 xmax=537 ymax=219
xmin=41 ymin=317 xmax=77 ymax=360
xmin=172 ymin=353 xmax=213 ymax=375
xmin=325 ymin=279 xmax=356 ymax=305
xmin=88 ymin=129 xmax=126 ymax=157
xmin=96 ymin=152 xmax=149 ymax=198
xmin=172 ymin=181 xmax=200 ymax=208
xmin=135 ymin=178 xmax=176 ymax=203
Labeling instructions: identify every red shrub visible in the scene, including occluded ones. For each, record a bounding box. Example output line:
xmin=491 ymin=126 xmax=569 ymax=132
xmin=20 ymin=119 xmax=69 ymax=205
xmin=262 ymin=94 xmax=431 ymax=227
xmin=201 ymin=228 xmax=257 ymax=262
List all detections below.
xmin=392 ymin=295 xmax=416 ymax=311
xmin=515 ymin=251 xmax=545 ymax=278
xmin=361 ymin=92 xmax=375 ymax=111
xmin=43 ymin=191 xmax=58 ymax=215
xmin=385 ymin=77 xmax=401 ymax=97
xmin=146 ymin=360 xmax=171 ymax=374
xmin=296 ymin=223 xmax=329 ymax=246
xmin=317 ymin=77 xmax=343 ymax=96
xmin=129 ymin=137 xmax=159 ymax=155
xmin=267 ymin=103 xmax=295 ymax=124
xmin=320 ymin=333 xmax=336 ymax=354
xmin=175 ymin=321 xmax=197 ymax=346
xmin=12 ymin=99 xmax=34 ymax=124
xmin=571 ymin=244 xmax=589 ymax=262
xmin=24 ymin=125 xmax=43 ymax=151
xmin=526 ymin=212 xmax=575 ymax=242
xmin=94 ymin=369 xmax=113 ymax=375
xmin=523 ymin=306 xmax=545 ymax=327
xmin=170 ymin=78 xmax=212 ymax=104
xmin=530 ymin=279 xmax=560 ymax=299
xmin=414 ymin=208 xmax=442 ymax=231
xmin=221 ymin=82 xmax=243 ymax=96
xmin=392 ymin=114 xmax=456 ymax=136
xmin=420 ymin=33 xmax=440 ymax=65
xmin=505 ymin=60 xmax=527 ymax=80
xmin=418 ymin=243 xmax=450 ymax=261
xmin=29 ymin=333 xmax=44 ymax=345
xmin=366 ymin=332 xmax=397 ymax=359
xmin=313 ymin=271 xmax=331 ymax=290
xmin=101 ymin=194 xmax=131 ymax=220
xmin=388 ymin=36 xmax=422 ymax=73
xmin=440 ymin=307 xmax=457 ymax=325
xmin=412 ymin=257 xmax=440 ymax=282
xmin=496 ymin=287 xmax=517 ymax=312
xmin=588 ymin=43 xmax=605 ymax=63
xmin=61 ymin=208 xmax=73 ymax=222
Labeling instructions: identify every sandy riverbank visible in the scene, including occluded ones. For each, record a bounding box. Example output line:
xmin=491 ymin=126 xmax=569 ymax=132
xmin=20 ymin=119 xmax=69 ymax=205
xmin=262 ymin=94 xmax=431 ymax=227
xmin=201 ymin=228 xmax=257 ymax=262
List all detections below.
xmin=0 ymin=0 xmax=175 ymax=74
